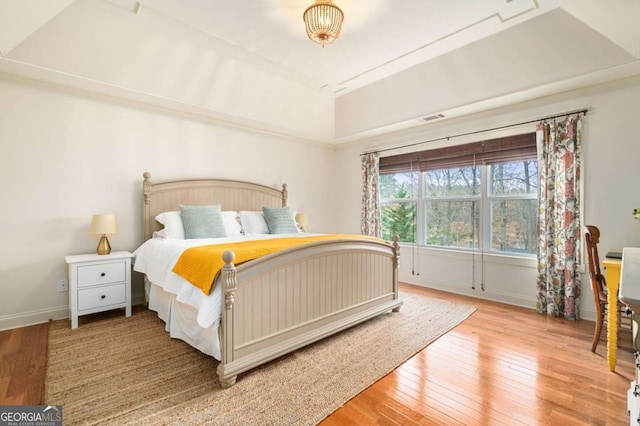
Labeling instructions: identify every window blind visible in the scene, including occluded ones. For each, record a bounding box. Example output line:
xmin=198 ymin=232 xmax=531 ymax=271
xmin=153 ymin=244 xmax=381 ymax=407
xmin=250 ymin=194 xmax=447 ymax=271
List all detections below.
xmin=379 ymin=133 xmax=536 ymax=174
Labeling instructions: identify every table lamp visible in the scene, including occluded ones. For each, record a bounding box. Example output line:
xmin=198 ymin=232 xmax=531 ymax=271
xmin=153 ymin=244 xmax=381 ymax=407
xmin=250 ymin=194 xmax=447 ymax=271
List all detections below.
xmin=295 ymin=213 xmax=309 ymax=232
xmin=90 ymin=214 xmax=117 ymax=255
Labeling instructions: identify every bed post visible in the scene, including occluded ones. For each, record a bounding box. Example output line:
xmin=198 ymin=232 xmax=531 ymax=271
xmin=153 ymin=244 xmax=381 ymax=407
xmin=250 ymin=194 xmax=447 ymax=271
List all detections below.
xmin=217 ymin=250 xmax=238 ymax=388
xmin=282 ymin=183 xmax=288 ymax=207
xmin=142 ymin=172 xmax=152 ymax=241
xmin=392 ymin=235 xmax=401 ymax=312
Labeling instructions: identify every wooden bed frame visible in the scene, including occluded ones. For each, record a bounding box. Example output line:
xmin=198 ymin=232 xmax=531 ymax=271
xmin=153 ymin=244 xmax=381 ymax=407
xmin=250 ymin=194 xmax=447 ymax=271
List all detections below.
xmin=141 ymin=172 xmax=402 ymax=387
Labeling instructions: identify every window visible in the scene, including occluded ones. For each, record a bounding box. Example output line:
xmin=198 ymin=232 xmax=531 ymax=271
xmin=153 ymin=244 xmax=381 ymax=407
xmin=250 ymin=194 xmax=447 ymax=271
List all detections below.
xmin=489 ymin=161 xmax=538 ymax=254
xmin=379 ymin=133 xmax=538 ymax=255
xmin=424 ymin=166 xmax=480 ymax=249
xmin=380 ymin=172 xmax=418 ymax=243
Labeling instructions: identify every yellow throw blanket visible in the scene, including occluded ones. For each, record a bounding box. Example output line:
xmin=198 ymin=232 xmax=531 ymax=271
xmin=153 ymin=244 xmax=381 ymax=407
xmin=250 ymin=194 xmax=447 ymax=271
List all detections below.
xmin=172 ymin=234 xmax=384 ymax=295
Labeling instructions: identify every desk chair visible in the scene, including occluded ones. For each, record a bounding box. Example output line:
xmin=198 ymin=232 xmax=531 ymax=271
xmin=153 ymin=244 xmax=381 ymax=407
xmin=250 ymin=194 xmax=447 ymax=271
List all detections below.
xmin=584 ymin=225 xmax=630 ymax=352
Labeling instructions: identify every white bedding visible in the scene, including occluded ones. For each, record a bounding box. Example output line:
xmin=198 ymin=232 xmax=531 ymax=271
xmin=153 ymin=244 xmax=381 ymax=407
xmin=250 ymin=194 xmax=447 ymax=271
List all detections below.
xmin=144 ymin=277 xmax=222 ymax=358
xmin=133 ymin=233 xmax=315 ymax=359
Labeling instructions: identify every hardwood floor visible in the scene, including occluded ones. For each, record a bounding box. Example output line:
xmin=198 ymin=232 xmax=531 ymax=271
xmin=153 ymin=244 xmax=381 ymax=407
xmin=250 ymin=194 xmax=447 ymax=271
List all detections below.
xmin=323 ymin=285 xmax=635 ymax=425
xmin=0 ymin=284 xmax=634 ymax=425
xmin=0 ymin=322 xmax=48 ymax=405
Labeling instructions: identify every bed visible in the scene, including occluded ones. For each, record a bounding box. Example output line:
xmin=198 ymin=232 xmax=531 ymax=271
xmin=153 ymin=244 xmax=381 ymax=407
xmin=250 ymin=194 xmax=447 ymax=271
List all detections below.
xmin=134 ymin=172 xmax=402 ymax=388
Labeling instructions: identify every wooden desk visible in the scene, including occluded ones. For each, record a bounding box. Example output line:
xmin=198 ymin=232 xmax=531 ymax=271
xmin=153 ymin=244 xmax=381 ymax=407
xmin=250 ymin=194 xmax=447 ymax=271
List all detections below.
xmin=602 ymin=257 xmax=622 ymax=371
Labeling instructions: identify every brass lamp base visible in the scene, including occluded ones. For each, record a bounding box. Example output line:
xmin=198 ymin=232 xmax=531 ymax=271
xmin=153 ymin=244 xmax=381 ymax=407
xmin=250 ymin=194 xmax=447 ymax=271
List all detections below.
xmin=96 ymin=235 xmax=111 ymax=255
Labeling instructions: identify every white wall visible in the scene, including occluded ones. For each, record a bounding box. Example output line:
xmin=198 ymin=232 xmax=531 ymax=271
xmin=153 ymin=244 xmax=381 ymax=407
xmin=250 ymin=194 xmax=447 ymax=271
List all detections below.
xmin=334 ymin=76 xmax=640 ymax=320
xmin=0 ymin=76 xmax=336 ymax=330
xmin=3 ymin=68 xmax=640 ymax=330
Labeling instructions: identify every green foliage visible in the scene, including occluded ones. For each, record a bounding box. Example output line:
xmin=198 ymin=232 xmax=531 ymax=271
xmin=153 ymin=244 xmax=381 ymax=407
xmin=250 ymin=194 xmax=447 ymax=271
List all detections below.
xmin=381 ymin=186 xmax=416 ymax=243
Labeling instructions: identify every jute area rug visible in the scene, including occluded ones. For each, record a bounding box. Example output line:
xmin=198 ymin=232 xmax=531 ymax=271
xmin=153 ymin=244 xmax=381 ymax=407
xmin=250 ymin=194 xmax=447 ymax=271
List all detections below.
xmin=45 ymin=292 xmax=475 ymax=425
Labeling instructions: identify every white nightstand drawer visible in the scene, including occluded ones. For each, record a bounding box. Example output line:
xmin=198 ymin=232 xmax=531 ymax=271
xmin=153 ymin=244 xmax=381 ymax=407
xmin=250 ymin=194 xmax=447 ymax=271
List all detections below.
xmin=77 ymin=261 xmax=126 ymax=287
xmin=78 ymin=283 xmax=126 ymax=311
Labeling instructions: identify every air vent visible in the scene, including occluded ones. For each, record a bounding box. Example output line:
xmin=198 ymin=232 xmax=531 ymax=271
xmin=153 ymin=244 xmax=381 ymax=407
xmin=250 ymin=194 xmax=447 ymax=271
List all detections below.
xmin=421 ymin=114 xmax=445 ymax=122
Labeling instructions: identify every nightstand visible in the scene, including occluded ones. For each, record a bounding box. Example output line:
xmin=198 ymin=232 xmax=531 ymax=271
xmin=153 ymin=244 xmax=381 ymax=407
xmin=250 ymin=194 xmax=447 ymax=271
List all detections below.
xmin=65 ymin=251 xmax=134 ymax=329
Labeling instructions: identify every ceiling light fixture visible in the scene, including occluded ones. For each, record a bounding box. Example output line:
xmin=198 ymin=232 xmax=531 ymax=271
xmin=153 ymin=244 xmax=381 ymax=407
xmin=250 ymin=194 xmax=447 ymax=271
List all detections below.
xmin=303 ymin=0 xmax=344 ymax=47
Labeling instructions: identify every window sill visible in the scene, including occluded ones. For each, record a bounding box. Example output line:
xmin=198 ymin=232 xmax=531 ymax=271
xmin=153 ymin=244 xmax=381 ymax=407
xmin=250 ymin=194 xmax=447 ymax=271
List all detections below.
xmin=398 ymin=243 xmax=537 ymax=268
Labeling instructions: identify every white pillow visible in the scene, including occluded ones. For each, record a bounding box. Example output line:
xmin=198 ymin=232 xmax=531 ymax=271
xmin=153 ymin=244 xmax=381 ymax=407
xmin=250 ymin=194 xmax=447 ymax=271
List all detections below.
xmin=222 ymin=211 xmax=243 ymax=236
xmin=155 ymin=211 xmax=185 ymax=239
xmin=239 ymin=211 xmax=270 ymax=234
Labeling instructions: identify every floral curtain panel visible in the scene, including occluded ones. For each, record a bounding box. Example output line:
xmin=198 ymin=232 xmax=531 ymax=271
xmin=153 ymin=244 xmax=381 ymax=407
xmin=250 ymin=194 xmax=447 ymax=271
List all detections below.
xmin=361 ymin=153 xmax=381 ymax=237
xmin=536 ymin=114 xmax=583 ymax=320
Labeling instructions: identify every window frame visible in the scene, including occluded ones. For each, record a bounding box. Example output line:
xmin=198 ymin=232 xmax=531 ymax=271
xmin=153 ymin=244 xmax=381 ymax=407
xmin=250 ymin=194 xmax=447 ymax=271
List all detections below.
xmin=380 ymin=160 xmax=538 ymax=257
xmin=378 ymin=132 xmax=538 ymax=256
xmin=486 ymin=160 xmax=538 ymax=254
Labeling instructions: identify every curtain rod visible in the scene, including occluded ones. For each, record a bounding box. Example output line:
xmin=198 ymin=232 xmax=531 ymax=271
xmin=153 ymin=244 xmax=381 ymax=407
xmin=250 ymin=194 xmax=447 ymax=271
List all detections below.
xmin=360 ymin=108 xmax=589 ymax=156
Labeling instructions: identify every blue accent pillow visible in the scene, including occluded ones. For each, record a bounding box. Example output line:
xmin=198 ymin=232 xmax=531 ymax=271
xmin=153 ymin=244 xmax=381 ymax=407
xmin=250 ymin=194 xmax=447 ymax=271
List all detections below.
xmin=262 ymin=207 xmax=299 ymax=234
xmin=179 ymin=204 xmax=227 ymax=239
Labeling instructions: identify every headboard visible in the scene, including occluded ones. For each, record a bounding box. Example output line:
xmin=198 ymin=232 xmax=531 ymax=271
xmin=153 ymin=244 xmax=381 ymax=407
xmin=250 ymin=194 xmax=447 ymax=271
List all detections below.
xmin=142 ymin=172 xmax=287 ymax=241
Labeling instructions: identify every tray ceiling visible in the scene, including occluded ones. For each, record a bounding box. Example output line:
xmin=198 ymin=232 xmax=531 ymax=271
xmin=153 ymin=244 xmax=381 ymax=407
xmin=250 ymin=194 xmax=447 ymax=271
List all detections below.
xmin=1 ymin=0 xmax=639 ymax=142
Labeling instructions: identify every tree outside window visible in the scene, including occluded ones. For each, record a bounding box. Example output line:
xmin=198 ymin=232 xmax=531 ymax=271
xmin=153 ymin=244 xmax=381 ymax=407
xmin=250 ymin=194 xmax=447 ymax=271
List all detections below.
xmin=424 ymin=166 xmax=480 ymax=249
xmin=489 ymin=160 xmax=538 ymax=254
xmin=380 ymin=173 xmax=417 ymax=243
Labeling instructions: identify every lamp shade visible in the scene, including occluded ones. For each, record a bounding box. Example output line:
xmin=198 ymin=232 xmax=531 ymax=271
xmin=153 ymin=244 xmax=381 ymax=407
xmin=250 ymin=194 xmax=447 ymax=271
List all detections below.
xmin=89 ymin=214 xmax=117 ymax=235
xmin=295 ymin=213 xmax=309 ymax=227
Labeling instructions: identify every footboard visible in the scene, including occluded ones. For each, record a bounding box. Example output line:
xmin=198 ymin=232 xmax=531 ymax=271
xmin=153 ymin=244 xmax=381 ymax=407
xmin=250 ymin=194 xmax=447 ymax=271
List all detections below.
xmin=216 ymin=237 xmax=402 ymax=387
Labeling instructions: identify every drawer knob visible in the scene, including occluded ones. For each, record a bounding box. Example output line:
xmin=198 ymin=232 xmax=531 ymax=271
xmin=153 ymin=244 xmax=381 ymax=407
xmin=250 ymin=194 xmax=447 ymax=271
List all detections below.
xmin=100 ymin=272 xmax=106 ymax=277
xmin=101 ymin=295 xmax=106 ymax=299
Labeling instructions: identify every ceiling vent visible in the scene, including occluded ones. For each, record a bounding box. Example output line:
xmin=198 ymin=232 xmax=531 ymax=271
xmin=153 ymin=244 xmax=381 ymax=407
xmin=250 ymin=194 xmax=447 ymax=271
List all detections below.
xmin=421 ymin=113 xmax=445 ymax=122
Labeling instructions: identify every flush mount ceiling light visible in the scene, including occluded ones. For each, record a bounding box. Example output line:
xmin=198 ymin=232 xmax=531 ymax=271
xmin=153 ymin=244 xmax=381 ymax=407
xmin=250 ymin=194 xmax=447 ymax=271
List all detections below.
xmin=303 ymin=0 xmax=344 ymax=46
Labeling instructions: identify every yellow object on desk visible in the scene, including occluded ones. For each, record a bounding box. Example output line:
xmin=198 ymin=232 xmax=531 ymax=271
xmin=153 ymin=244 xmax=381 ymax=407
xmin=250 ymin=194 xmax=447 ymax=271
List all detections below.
xmin=602 ymin=257 xmax=622 ymax=371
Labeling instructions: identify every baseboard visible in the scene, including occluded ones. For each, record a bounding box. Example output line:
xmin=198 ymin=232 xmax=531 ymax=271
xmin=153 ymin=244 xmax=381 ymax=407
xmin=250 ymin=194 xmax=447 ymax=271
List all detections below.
xmin=402 ymin=278 xmax=536 ymax=310
xmin=579 ymin=307 xmax=596 ymax=322
xmin=0 ymin=291 xmax=146 ymax=331
xmin=402 ymin=280 xmax=598 ymax=322
xmin=0 ymin=306 xmax=67 ymax=331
